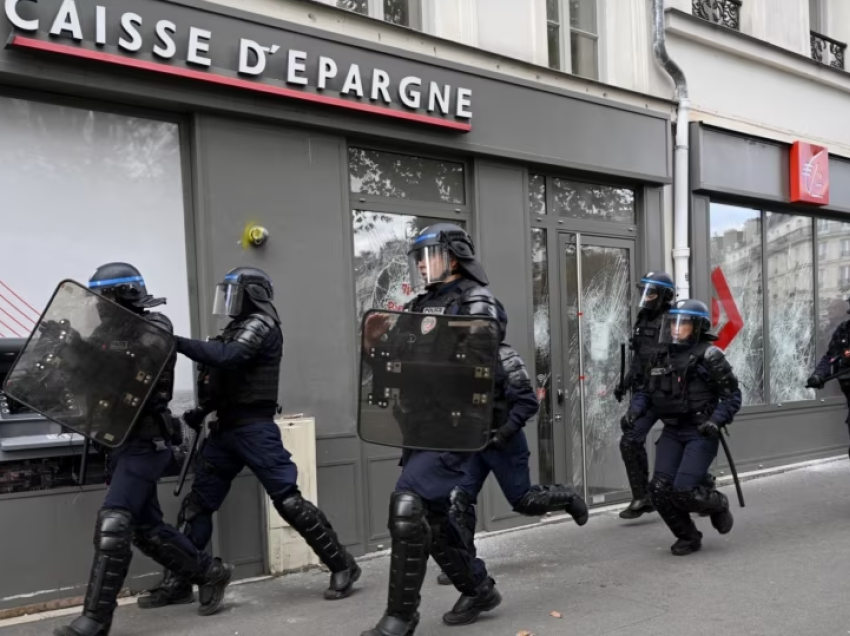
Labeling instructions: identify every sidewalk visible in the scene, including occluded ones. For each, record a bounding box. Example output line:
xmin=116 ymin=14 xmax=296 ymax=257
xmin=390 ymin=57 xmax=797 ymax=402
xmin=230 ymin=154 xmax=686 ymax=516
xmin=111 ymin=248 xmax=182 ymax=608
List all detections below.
xmin=5 ymin=458 xmax=850 ymax=636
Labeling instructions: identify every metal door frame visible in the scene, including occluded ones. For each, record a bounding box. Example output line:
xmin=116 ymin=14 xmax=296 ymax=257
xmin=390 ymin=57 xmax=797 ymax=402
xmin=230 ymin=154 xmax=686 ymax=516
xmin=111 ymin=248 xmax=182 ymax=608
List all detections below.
xmin=554 ymin=232 xmax=637 ymax=503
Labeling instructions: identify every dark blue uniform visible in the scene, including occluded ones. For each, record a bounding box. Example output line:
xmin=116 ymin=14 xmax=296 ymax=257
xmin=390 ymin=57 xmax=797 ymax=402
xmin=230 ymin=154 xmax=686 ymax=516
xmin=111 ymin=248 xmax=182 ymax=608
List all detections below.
xmin=808 ymin=319 xmax=850 ymax=458
xmin=363 ymin=277 xmax=503 ymax=636
xmin=140 ymin=299 xmax=360 ymax=608
xmin=56 ymin=288 xmax=231 ymax=636
xmin=631 ymin=339 xmax=742 ymax=555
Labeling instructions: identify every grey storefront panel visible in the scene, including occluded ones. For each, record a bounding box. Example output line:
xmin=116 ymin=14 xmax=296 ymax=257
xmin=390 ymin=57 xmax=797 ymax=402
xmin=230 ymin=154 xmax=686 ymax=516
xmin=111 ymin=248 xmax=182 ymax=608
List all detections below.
xmin=0 ymin=0 xmax=674 ymax=609
xmin=0 ymin=0 xmax=671 ymax=183
xmin=689 ymin=122 xmax=849 ymax=472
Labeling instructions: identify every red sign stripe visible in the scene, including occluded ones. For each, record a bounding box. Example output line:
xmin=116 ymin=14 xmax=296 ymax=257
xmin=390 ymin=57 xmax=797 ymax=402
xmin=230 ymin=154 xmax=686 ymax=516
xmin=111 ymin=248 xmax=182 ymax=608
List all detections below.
xmin=8 ymin=36 xmax=473 ymax=133
xmin=0 ymin=279 xmax=39 ymax=318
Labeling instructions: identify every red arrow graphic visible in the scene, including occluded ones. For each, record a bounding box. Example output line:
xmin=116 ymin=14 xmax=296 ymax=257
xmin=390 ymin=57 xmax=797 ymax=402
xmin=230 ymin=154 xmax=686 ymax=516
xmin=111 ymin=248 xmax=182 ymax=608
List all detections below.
xmin=711 ymin=267 xmax=744 ymax=350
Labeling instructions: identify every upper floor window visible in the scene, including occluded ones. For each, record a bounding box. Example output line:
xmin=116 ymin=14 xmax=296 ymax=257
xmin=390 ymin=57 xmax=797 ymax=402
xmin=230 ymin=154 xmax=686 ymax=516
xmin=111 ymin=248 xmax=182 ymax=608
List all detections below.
xmin=336 ymin=0 xmax=422 ymax=29
xmin=809 ymin=0 xmax=846 ymax=70
xmin=546 ymin=0 xmax=599 ymax=80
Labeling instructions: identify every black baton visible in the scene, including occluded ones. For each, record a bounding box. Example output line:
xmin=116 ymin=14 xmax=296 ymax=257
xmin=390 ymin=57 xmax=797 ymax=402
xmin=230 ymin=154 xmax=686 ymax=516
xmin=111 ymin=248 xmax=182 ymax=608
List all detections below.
xmin=174 ymin=424 xmax=204 ymax=497
xmin=77 ymin=436 xmax=91 ymax=487
xmin=617 ymin=343 xmax=626 ymax=402
xmin=719 ymin=428 xmax=745 ymax=508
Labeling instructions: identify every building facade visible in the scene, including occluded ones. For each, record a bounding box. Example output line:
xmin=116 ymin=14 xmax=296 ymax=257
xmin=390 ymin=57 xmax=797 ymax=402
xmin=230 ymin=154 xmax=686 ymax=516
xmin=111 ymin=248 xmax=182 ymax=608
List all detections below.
xmin=1 ymin=0 xmax=850 ymax=614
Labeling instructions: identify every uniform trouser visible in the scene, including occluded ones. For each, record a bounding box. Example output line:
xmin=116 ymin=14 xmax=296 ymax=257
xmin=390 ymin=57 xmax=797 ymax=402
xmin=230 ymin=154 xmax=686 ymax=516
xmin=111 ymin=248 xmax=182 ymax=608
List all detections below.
xmin=619 ymin=411 xmax=658 ymax=500
xmin=77 ymin=440 xmax=211 ymax=626
xmin=175 ymin=421 xmax=351 ymax=577
xmin=382 ymin=450 xmax=489 ymax=621
xmin=648 ymin=423 xmax=729 ymax=540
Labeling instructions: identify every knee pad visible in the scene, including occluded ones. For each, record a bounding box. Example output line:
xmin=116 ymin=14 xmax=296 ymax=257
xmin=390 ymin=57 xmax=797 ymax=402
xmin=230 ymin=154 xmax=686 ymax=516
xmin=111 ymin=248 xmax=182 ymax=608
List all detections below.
xmin=388 ymin=491 xmax=427 ymax=542
xmin=95 ymin=508 xmax=133 ymax=554
xmin=619 ymin=435 xmax=646 ymax=454
xmin=448 ymin=487 xmax=475 ymax=517
xmin=648 ymin=475 xmax=672 ymax=497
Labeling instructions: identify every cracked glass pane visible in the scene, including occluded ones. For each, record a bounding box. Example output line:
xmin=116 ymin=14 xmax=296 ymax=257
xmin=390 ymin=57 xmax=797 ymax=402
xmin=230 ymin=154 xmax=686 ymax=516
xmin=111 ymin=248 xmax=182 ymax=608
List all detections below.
xmin=349 ymin=148 xmax=465 ymax=204
xmin=766 ymin=212 xmax=815 ymax=403
xmin=529 ymin=173 xmax=547 ymax=216
xmin=531 ymin=228 xmax=554 ymax=484
xmin=815 ymin=219 xmax=850 ymax=398
xmin=552 ymin=179 xmax=635 ymax=223
xmin=710 ymin=203 xmax=765 ymax=406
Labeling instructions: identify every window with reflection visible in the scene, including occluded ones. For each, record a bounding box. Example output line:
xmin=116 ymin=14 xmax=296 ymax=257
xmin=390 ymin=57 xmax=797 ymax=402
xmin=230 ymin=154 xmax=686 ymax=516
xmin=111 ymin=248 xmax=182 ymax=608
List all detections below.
xmin=531 ymin=228 xmax=554 ymax=484
xmin=349 ymin=147 xmax=465 ymax=204
xmin=816 ymin=219 xmax=850 ymax=398
xmin=337 ymin=0 xmax=421 ymax=29
xmin=546 ymin=0 xmax=599 ymax=79
xmin=551 ymin=178 xmax=635 ymax=223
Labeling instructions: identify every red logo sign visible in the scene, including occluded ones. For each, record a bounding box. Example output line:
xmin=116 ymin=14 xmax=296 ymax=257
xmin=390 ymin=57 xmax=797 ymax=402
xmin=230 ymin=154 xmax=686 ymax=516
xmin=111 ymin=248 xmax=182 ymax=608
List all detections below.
xmin=790 ymin=141 xmax=829 ymax=205
xmin=710 ymin=267 xmax=744 ymax=351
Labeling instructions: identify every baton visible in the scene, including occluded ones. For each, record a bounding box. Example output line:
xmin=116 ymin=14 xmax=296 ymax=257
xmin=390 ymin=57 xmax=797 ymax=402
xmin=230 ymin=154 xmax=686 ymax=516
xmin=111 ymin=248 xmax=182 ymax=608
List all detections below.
xmin=617 ymin=343 xmax=626 ymax=402
xmin=719 ymin=427 xmax=745 ymax=508
xmin=77 ymin=436 xmax=91 ymax=487
xmin=174 ymin=422 xmax=204 ymax=497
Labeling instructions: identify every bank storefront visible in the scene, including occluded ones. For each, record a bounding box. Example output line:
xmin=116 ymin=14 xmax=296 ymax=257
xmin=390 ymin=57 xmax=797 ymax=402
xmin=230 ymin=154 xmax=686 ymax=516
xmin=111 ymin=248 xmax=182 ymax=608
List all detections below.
xmin=0 ymin=0 xmax=672 ymax=613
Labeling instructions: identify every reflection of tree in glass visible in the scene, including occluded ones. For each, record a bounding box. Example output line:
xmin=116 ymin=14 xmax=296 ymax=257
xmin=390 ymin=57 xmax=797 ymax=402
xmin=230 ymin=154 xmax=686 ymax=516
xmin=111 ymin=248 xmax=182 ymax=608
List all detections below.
xmin=337 ymin=0 xmax=368 ymax=14
xmin=348 ymin=148 xmax=465 ymax=205
xmin=529 ymin=174 xmax=546 ymax=216
xmin=0 ymin=99 xmax=179 ymax=183
xmin=552 ymin=179 xmax=634 ymax=223
xmin=383 ymin=0 xmax=410 ymax=26
xmin=531 ymin=229 xmax=554 ymax=483
xmin=567 ymin=247 xmax=631 ymax=490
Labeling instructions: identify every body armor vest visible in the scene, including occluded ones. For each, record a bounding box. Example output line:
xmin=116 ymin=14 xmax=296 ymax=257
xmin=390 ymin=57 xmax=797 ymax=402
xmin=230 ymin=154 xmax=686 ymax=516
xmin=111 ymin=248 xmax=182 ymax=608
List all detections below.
xmin=631 ymin=309 xmax=666 ymax=390
xmin=649 ymin=342 xmax=717 ymax=419
xmin=212 ymin=314 xmax=281 ymax=414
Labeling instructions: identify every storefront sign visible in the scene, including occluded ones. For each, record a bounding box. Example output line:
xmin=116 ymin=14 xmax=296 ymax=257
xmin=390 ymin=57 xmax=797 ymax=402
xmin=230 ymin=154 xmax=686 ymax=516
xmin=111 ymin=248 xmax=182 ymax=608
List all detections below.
xmin=790 ymin=141 xmax=829 ymax=205
xmin=2 ymin=0 xmax=473 ymax=131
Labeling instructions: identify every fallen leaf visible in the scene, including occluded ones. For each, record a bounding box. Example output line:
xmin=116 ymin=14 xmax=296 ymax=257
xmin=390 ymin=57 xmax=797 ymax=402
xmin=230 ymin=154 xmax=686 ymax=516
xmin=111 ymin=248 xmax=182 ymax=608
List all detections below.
xmin=517 ymin=631 xmax=535 ymax=636
xmin=550 ymin=611 xmax=562 ymax=618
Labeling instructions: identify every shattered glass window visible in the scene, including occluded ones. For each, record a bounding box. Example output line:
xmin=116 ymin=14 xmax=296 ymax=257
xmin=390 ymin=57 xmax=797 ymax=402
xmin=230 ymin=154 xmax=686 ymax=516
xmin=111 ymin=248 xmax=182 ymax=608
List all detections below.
xmin=349 ymin=148 xmax=465 ymax=204
xmin=529 ymin=173 xmax=547 ymax=215
xmin=816 ymin=219 xmax=850 ymax=398
xmin=766 ymin=212 xmax=815 ymax=403
xmin=551 ymin=179 xmax=635 ymax=223
xmin=352 ymin=211 xmax=459 ymax=327
xmin=709 ymin=203 xmax=765 ymax=405
xmin=531 ymin=228 xmax=554 ymax=484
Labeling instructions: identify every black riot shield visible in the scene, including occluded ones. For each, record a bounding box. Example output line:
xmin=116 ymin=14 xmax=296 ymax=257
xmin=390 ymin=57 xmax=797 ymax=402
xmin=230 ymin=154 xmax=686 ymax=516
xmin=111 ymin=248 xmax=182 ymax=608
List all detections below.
xmin=357 ymin=309 xmax=500 ymax=452
xmin=2 ymin=280 xmax=175 ymax=448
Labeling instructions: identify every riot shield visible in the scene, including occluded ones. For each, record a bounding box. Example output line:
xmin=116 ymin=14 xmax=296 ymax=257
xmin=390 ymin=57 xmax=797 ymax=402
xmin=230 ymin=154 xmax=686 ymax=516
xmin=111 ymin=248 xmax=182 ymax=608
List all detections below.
xmin=2 ymin=280 xmax=175 ymax=448
xmin=357 ymin=309 xmax=500 ymax=452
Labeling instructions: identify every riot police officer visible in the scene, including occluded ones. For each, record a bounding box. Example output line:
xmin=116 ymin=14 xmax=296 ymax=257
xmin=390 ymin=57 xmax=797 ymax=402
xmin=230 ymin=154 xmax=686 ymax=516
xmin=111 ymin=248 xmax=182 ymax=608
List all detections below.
xmin=137 ymin=267 xmax=360 ymax=609
xmin=56 ymin=263 xmax=233 ymax=636
xmin=437 ymin=300 xmax=588 ymax=586
xmin=806 ymin=297 xmax=850 ymax=458
xmin=360 ymin=224 xmax=502 ymax=636
xmin=616 ymin=271 xmax=675 ymax=519
xmin=629 ymin=299 xmax=741 ymax=556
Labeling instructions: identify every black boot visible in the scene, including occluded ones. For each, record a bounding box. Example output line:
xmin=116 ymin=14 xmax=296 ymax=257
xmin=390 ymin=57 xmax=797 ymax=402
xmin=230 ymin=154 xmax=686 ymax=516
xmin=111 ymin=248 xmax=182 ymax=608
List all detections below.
xmin=442 ymin=577 xmax=502 ymax=626
xmin=364 ymin=492 xmax=430 ymax=636
xmin=437 ymin=572 xmax=452 ymax=585
xmin=136 ymin=571 xmax=194 ymax=609
xmin=53 ymin=509 xmax=134 ymax=636
xmin=515 ymin=484 xmax=589 ymax=525
xmin=443 ymin=487 xmax=476 ymax=587
xmin=649 ymin=478 xmax=702 ymax=557
xmin=674 ymin=486 xmax=734 ymax=535
xmin=132 ymin=526 xmax=233 ymax=616
xmin=619 ymin=437 xmax=655 ymax=520
xmin=275 ymin=494 xmax=361 ymax=600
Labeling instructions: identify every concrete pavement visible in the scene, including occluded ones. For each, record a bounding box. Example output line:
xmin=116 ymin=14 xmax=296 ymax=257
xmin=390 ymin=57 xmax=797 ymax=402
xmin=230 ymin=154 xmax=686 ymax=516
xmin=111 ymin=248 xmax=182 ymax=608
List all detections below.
xmin=6 ymin=458 xmax=850 ymax=636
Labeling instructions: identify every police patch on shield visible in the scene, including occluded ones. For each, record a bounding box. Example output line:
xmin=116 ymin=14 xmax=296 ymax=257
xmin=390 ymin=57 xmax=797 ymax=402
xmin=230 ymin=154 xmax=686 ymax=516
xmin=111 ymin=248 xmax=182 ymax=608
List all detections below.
xmin=421 ymin=316 xmax=437 ymax=334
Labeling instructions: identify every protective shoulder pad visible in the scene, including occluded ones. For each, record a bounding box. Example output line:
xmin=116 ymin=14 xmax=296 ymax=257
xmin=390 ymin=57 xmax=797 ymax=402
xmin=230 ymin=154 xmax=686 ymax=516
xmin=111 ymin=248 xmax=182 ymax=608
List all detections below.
xmin=702 ymin=345 xmax=738 ymax=391
xmin=499 ymin=345 xmax=531 ymax=390
xmin=144 ymin=312 xmax=174 ymax=335
xmin=460 ymin=285 xmax=498 ymax=320
xmin=233 ymin=313 xmax=276 ymax=350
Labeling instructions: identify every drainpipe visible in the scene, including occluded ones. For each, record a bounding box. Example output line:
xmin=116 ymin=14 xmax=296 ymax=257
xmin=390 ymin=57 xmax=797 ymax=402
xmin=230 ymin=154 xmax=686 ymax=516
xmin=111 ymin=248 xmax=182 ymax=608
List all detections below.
xmin=651 ymin=0 xmax=690 ymax=300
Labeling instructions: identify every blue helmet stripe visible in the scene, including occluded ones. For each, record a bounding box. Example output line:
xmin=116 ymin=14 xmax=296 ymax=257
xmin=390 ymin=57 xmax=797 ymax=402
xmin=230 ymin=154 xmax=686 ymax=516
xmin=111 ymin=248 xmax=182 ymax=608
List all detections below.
xmin=640 ymin=277 xmax=675 ymax=289
xmin=224 ymin=274 xmax=240 ymax=282
xmin=88 ymin=276 xmax=144 ymax=289
xmin=670 ymin=309 xmax=709 ymax=318
xmin=413 ymin=233 xmax=438 ymax=244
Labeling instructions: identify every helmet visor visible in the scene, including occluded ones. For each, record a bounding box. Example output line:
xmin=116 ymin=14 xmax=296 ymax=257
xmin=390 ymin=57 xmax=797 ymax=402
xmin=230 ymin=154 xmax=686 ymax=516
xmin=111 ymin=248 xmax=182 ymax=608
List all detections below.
xmin=212 ymin=282 xmax=243 ymax=317
xmin=407 ymin=244 xmax=452 ymax=291
xmin=637 ymin=279 xmax=672 ymax=310
xmin=660 ymin=310 xmax=706 ymax=345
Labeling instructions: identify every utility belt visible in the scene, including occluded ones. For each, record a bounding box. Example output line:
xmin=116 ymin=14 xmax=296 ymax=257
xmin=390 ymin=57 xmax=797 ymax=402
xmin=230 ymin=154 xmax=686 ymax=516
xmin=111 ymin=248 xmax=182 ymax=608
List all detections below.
xmin=134 ymin=411 xmax=183 ymax=447
xmin=209 ymin=405 xmax=276 ymax=433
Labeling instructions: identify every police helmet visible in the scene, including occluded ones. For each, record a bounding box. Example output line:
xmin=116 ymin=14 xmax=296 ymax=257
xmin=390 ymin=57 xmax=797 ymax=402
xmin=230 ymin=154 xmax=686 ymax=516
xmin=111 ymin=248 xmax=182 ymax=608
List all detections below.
xmin=636 ymin=271 xmax=676 ymax=311
xmin=88 ymin=262 xmax=165 ymax=311
xmin=660 ymin=299 xmax=713 ymax=347
xmin=213 ymin=267 xmax=280 ymax=323
xmin=407 ymin=223 xmax=489 ymax=289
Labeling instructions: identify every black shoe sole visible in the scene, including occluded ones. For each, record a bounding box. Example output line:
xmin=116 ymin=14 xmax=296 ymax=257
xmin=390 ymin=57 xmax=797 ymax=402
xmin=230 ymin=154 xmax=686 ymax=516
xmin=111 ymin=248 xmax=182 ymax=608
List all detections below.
xmin=619 ymin=505 xmax=655 ymax=520
xmin=198 ymin=567 xmax=233 ymax=617
xmin=323 ymin=562 xmax=362 ymax=600
xmin=671 ymin=543 xmax=702 ymax=556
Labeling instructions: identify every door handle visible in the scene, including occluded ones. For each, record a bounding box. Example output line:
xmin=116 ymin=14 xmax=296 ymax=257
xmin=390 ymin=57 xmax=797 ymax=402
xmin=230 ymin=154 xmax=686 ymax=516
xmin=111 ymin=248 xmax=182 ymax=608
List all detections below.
xmin=554 ymin=414 xmax=562 ymax=421
xmin=557 ymin=388 xmax=564 ymax=404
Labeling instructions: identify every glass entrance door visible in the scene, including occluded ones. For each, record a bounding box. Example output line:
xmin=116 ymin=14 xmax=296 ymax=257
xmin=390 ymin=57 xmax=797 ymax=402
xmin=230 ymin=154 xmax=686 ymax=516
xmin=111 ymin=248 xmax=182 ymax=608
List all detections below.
xmin=558 ymin=233 xmax=635 ymax=504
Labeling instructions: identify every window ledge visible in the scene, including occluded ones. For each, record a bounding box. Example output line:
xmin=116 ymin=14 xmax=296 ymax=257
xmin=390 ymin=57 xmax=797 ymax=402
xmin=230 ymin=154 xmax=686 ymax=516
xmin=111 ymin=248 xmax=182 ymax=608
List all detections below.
xmin=667 ymin=8 xmax=850 ymax=95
